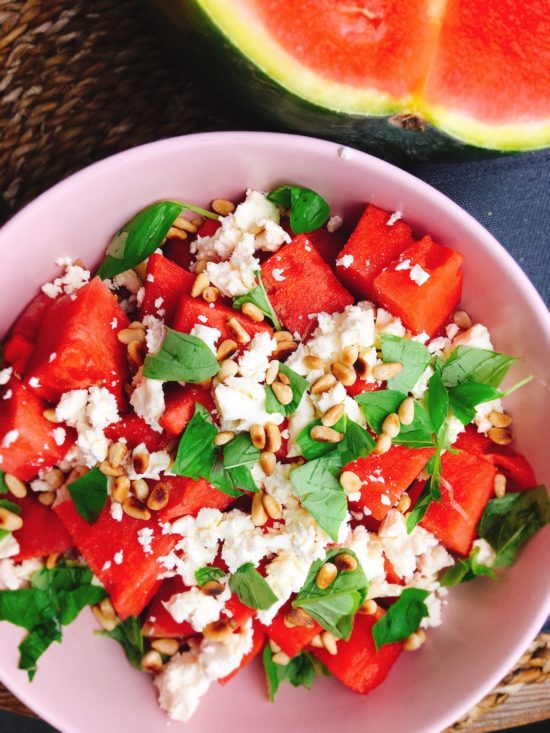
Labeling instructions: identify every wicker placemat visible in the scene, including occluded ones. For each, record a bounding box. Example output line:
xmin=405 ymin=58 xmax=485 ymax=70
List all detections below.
xmin=0 ymin=1 xmax=548 ymax=729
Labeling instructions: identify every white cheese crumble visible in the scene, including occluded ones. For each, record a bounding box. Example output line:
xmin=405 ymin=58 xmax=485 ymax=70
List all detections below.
xmin=42 ymin=259 xmax=91 ymax=298
xmin=386 ymin=211 xmax=402 ymax=226
xmin=126 ymin=443 xmax=171 ymax=481
xmin=271 ymin=267 xmax=286 ymax=282
xmin=2 ymin=430 xmax=19 ymax=448
xmin=395 ymin=258 xmax=411 ymax=271
xmin=28 ymin=377 xmax=41 ymax=388
xmin=335 ymin=254 xmax=354 ymax=269
xmin=52 ymin=427 xmax=66 ymax=446
xmin=237 ymin=332 xmax=276 ymax=382
xmin=110 ymin=501 xmax=123 ymax=522
xmin=0 ymin=367 xmax=12 ymax=386
xmin=112 ymin=269 xmax=141 ymax=294
xmin=472 ymin=538 xmax=496 ymax=566
xmin=0 ymin=534 xmax=20 ymax=560
xmin=137 ymin=527 xmax=154 ymax=555
xmin=130 ymin=370 xmax=165 ymax=433
xmin=164 ymin=583 xmax=231 ymax=631
xmin=142 ymin=314 xmax=166 ymax=355
xmin=327 ymin=215 xmax=343 ymax=232
xmin=409 ymin=264 xmax=431 ymax=286
xmin=215 ymin=376 xmax=284 ymax=432
xmin=452 ymin=323 xmax=494 ymax=351
xmin=113 ymin=550 xmax=124 ymax=565
xmin=189 ymin=324 xmax=221 ymax=356
xmin=0 ymin=558 xmax=43 ymax=591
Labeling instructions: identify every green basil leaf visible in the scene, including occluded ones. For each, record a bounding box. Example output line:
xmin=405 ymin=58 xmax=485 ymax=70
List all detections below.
xmin=31 ymin=564 xmax=106 ymax=625
xmin=67 ymin=467 xmax=108 ymax=524
xmin=208 ymin=460 xmax=244 ymax=498
xmin=143 ymin=327 xmax=219 ymax=383
xmin=372 ymin=588 xmax=430 ymax=649
xmin=478 ymin=485 xmax=550 ymax=567
xmin=233 ymin=271 xmax=281 ymax=330
xmin=0 ymin=498 xmax=21 ymax=514
xmin=440 ymin=546 xmax=496 ymax=587
xmin=427 ymin=370 xmax=448 ymax=434
xmin=267 ymin=185 xmax=330 ymax=234
xmin=265 ymin=363 xmax=309 ymax=417
xmin=172 ymin=403 xmax=217 ymax=480
xmin=222 ymin=433 xmax=261 ymax=493
xmin=448 ymin=382 xmax=502 ymax=425
xmin=0 ymin=471 xmax=7 ymax=495
xmin=393 ymin=402 xmax=435 ymax=448
xmin=229 ymin=563 xmax=278 ymax=611
xmin=406 ymin=481 xmax=432 ymax=533
xmin=0 ymin=588 xmax=56 ymax=632
xmin=355 ymin=390 xmax=405 ymax=433
xmin=296 ymin=415 xmax=348 ymax=461
xmin=99 ymin=616 xmax=145 ymax=670
xmin=441 ymin=346 xmax=516 ymax=388
xmin=263 ymin=646 xmax=329 ymax=702
xmin=290 ymin=454 xmax=347 ymax=541
xmin=380 ymin=335 xmax=431 ymax=394
xmin=19 ymin=619 xmax=62 ymax=681
xmin=195 ymin=566 xmax=227 ymax=586
xmin=337 ymin=419 xmax=375 ymax=465
xmin=293 ymin=549 xmax=368 ymax=640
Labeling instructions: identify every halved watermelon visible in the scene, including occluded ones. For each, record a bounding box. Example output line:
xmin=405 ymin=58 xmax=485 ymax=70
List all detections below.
xmin=153 ymin=0 xmax=550 ymax=159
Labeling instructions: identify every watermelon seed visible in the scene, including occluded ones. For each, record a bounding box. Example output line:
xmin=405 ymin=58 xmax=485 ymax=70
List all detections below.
xmin=5 ymin=473 xmax=28 ymax=498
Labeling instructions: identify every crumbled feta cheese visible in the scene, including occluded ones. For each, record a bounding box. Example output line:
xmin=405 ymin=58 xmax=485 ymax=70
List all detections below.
xmin=206 ymin=254 xmax=259 ymax=297
xmin=127 ymin=443 xmax=171 ymax=480
xmin=475 ymin=396 xmax=504 ymax=433
xmin=112 ymin=269 xmax=141 ymax=294
xmin=445 ymin=323 xmax=460 ymax=340
xmin=110 ymin=502 xmax=123 ymax=522
xmin=446 ymin=415 xmax=465 ymax=444
xmin=2 ymin=430 xmax=19 ymax=448
xmin=386 ymin=211 xmax=402 ymax=226
xmin=52 ymin=427 xmax=66 ymax=446
xmin=137 ymin=527 xmax=155 ymax=555
xmin=327 ymin=215 xmax=343 ymax=232
xmin=215 ymin=376 xmax=284 ymax=431
xmin=197 ymin=314 xmax=208 ymax=324
xmin=380 ymin=494 xmax=392 ymax=506
xmin=42 ymin=260 xmax=90 ymax=298
xmin=375 ymin=308 xmax=406 ymax=337
xmin=0 ymin=558 xmax=43 ymax=590
xmin=472 ymin=538 xmax=496 ymax=567
xmin=130 ymin=372 xmax=165 ymax=433
xmin=2 ymin=390 xmax=12 ymax=400
xmin=0 ymin=367 xmax=12 ymax=386
xmin=335 ymin=254 xmax=354 ymax=269
xmin=411 ymin=365 xmax=434 ymax=399
xmin=0 ymin=534 xmax=20 ymax=560
xmin=452 ymin=324 xmax=494 ymax=351
xmin=427 ymin=336 xmax=451 ymax=356
xmin=394 ymin=258 xmax=411 ymax=271
xmin=272 ymin=267 xmax=286 ymax=282
xmin=101 ymin=560 xmax=112 ymax=572
xmin=146 ymin=274 xmax=155 ymax=283
xmin=189 ymin=324 xmax=222 ymax=356
xmin=28 ymin=377 xmax=41 ymax=388
xmin=48 ymin=352 xmax=57 ymax=363
xmin=142 ymin=314 xmax=165 ymax=355
xmin=412 ymin=331 xmax=430 ymax=344
xmin=113 ymin=550 xmax=124 ymax=565
xmin=164 ymin=584 xmax=231 ymax=631
xmin=237 ymin=332 xmax=276 ymax=382
xmin=409 ymin=264 xmax=431 ymax=286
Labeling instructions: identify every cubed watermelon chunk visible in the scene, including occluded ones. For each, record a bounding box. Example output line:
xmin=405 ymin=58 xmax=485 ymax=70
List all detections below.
xmin=373 ymin=236 xmax=464 ymax=336
xmin=2 ymin=292 xmax=51 ymax=374
xmin=261 ymin=602 xmax=322 ymax=658
xmin=159 ymin=476 xmax=236 ymax=522
xmin=12 ymin=495 xmax=73 ymax=561
xmin=262 ymin=234 xmax=354 ymax=338
xmin=173 ymin=295 xmax=273 ymax=344
xmin=55 ymin=499 xmax=177 ymax=619
xmin=311 ymin=609 xmax=402 ymax=694
xmin=24 ymin=278 xmax=130 ymax=404
xmin=345 ymin=446 xmax=434 ymax=521
xmin=159 ymin=384 xmax=215 ymax=437
xmin=417 ymin=450 xmax=497 ymax=555
xmin=335 ymin=204 xmax=415 ymax=299
xmin=0 ymin=379 xmax=73 ymax=480
xmin=306 ymin=226 xmax=346 ymax=266
xmin=219 ymin=623 xmax=266 ymax=684
xmin=104 ymin=412 xmax=168 ymax=452
xmin=139 ymin=254 xmax=194 ymax=323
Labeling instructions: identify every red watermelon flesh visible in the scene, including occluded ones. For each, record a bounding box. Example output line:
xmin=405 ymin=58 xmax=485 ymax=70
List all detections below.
xmin=306 ymin=226 xmax=346 ymax=266
xmin=140 ymin=253 xmax=194 ymax=323
xmin=219 ymin=624 xmax=266 ymax=684
xmin=373 ymin=235 xmax=464 ymax=336
xmin=3 ymin=292 xmax=52 ymax=374
xmin=55 ymin=499 xmax=177 ymax=619
xmin=172 ymin=295 xmax=273 ymax=344
xmin=335 ymin=204 xmax=415 ymax=300
xmin=104 ymin=412 xmax=169 ymax=452
xmin=12 ymin=495 xmax=73 ymax=561
xmin=24 ymin=278 xmax=130 ymax=405
xmin=159 ymin=476 xmax=236 ymax=522
xmin=261 ymin=602 xmax=322 ymax=658
xmin=159 ymin=384 xmax=215 ymax=437
xmin=261 ymin=234 xmax=354 ymax=338
xmin=0 ymin=378 xmax=73 ymax=481
xmin=311 ymin=608 xmax=402 ymax=694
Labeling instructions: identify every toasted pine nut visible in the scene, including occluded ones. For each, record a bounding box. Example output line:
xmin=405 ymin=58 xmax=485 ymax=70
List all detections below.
xmin=112 ymin=475 xmax=131 ymax=503
xmin=99 ymin=461 xmax=125 ymax=478
xmin=202 ymin=286 xmax=220 ymax=303
xmin=0 ymin=507 xmax=23 ymax=532
xmin=214 ymin=431 xmax=235 ymax=446
xmin=372 ymin=362 xmax=403 ymax=381
xmin=354 ymin=354 xmax=372 ymax=379
xmin=277 ymin=372 xmax=291 ymax=386
xmin=321 ymin=631 xmax=338 ymax=655
xmin=453 ymin=310 xmax=472 ymax=329
xmin=321 ymin=403 xmax=345 ymax=427
xmin=211 ymin=198 xmax=235 ymax=216
xmin=488 ymin=427 xmax=513 ymax=446
xmin=227 ymin=317 xmax=251 ymax=345
xmin=217 ymin=359 xmax=239 ymax=383
xmin=269 ymin=639 xmax=282 ymax=653
xmin=397 ymin=493 xmax=412 ymax=513
xmin=191 ymin=272 xmax=210 ymax=298
xmin=340 ymin=470 xmax=362 ymax=494
xmin=273 ymin=340 xmax=297 ymax=357
xmin=166 ymin=226 xmax=187 ymax=240
xmin=374 ymin=433 xmax=392 ymax=455
xmin=333 ymin=553 xmax=357 ymax=572
xmin=44 ymin=468 xmax=64 ymax=490
xmin=133 ymin=452 xmax=150 ymax=474
xmin=494 ymin=473 xmax=507 ymax=498
xmin=147 ymin=481 xmax=170 ymax=510
xmin=67 ymin=466 xmax=87 ymax=484
xmin=404 ymin=629 xmax=426 ymax=651
xmin=488 ymin=411 xmax=512 ymax=428
xmin=46 ymin=553 xmax=60 ymax=570
xmin=141 ymin=650 xmax=163 ymax=673
xmin=274 ymin=331 xmax=294 ymax=343
xmin=331 ymin=361 xmax=357 ymax=387
xmin=310 ymin=634 xmax=324 ymax=649
xmin=316 ymin=562 xmax=338 ymax=590
xmin=216 ymin=340 xmax=238 ymax=363
xmin=92 ymin=605 xmax=118 ymax=631
xmin=127 ymin=340 xmax=145 ymax=366
xmin=194 ymin=258 xmax=208 ymax=274
xmin=250 ymin=424 xmax=266 ymax=450
xmin=242 ymin=302 xmax=265 ymax=323
xmin=203 ymin=618 xmax=234 ymax=641
xmin=260 ymin=451 xmax=276 ymax=476
xmin=262 ymin=493 xmax=282 ymax=520
xmin=272 ymin=381 xmax=293 ymax=405
xmin=310 ymin=425 xmax=344 ymax=443
xmin=129 ymin=321 xmax=145 ymax=330
xmin=284 ymin=607 xmax=315 ymax=629
xmin=272 ymin=650 xmax=291 ymax=665
xmin=341 ymin=345 xmax=359 ymax=367
xmin=359 ymin=599 xmax=379 ymax=615
xmin=99 ymin=597 xmax=116 ymax=618
xmin=123 ymin=496 xmax=151 ymax=521
xmin=265 ymin=360 xmax=279 ymax=385
xmin=151 ymin=638 xmax=180 ymax=656
xmin=265 ymin=422 xmax=282 ymax=453
xmin=108 ymin=442 xmax=128 ymax=469
xmin=43 ymin=408 xmax=59 ymax=423
xmin=5 ymin=473 xmax=27 ymax=498
xmin=251 ymin=491 xmax=268 ymax=527
xmin=118 ymin=327 xmax=145 ymax=345
xmin=311 ymin=373 xmax=337 ymax=395
xmin=398 ymin=397 xmax=415 ymax=426
xmin=173 ymin=216 xmax=198 ymax=233
xmin=132 ymin=478 xmax=150 ymax=501
xmin=201 ymin=580 xmax=225 ymax=597
xmin=191 ymin=217 xmax=204 ymax=228
xmin=382 ymin=412 xmax=401 ymax=438
xmin=304 ymin=354 xmax=325 ymax=371
xmin=38 ymin=491 xmax=56 ymax=507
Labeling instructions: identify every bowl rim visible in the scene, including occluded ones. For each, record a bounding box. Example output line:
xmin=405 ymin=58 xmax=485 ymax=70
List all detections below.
xmin=0 ymin=130 xmax=549 ymax=733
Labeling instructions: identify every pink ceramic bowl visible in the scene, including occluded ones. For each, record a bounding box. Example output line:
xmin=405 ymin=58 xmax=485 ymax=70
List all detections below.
xmin=1 ymin=132 xmax=549 ymax=733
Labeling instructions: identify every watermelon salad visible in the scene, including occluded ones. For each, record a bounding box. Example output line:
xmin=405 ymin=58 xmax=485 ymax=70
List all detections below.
xmin=0 ymin=186 xmax=548 ymax=723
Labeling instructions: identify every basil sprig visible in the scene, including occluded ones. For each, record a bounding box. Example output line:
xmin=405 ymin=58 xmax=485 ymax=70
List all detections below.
xmin=380 ymin=335 xmax=431 ymax=394
xmin=440 ymin=346 xmax=516 ymax=388
xmin=447 ymin=382 xmax=502 ymax=425
xmin=0 ymin=498 xmax=21 ymax=542
xmin=267 ymin=185 xmax=330 ymax=234
xmin=293 ymin=549 xmax=368 ymax=639
xmin=195 ymin=566 xmax=227 ymax=587
xmin=67 ymin=467 xmax=108 ymax=524
xmin=0 ymin=563 xmax=106 ymax=679
xmin=97 ymin=200 xmax=217 ymax=279
xmin=99 ymin=616 xmax=144 ymax=670
xmin=263 ymin=646 xmax=330 ymax=701
xmin=143 ymin=328 xmax=219 ymax=383
xmin=478 ymin=485 xmax=550 ymax=567
xmin=234 ymin=271 xmax=281 ymax=330
xmin=229 ymin=563 xmax=278 ymax=610
xmin=440 ymin=545 xmax=496 ymax=587
xmin=265 ymin=363 xmax=308 ymax=416
xmin=372 ymin=588 xmax=430 ymax=649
